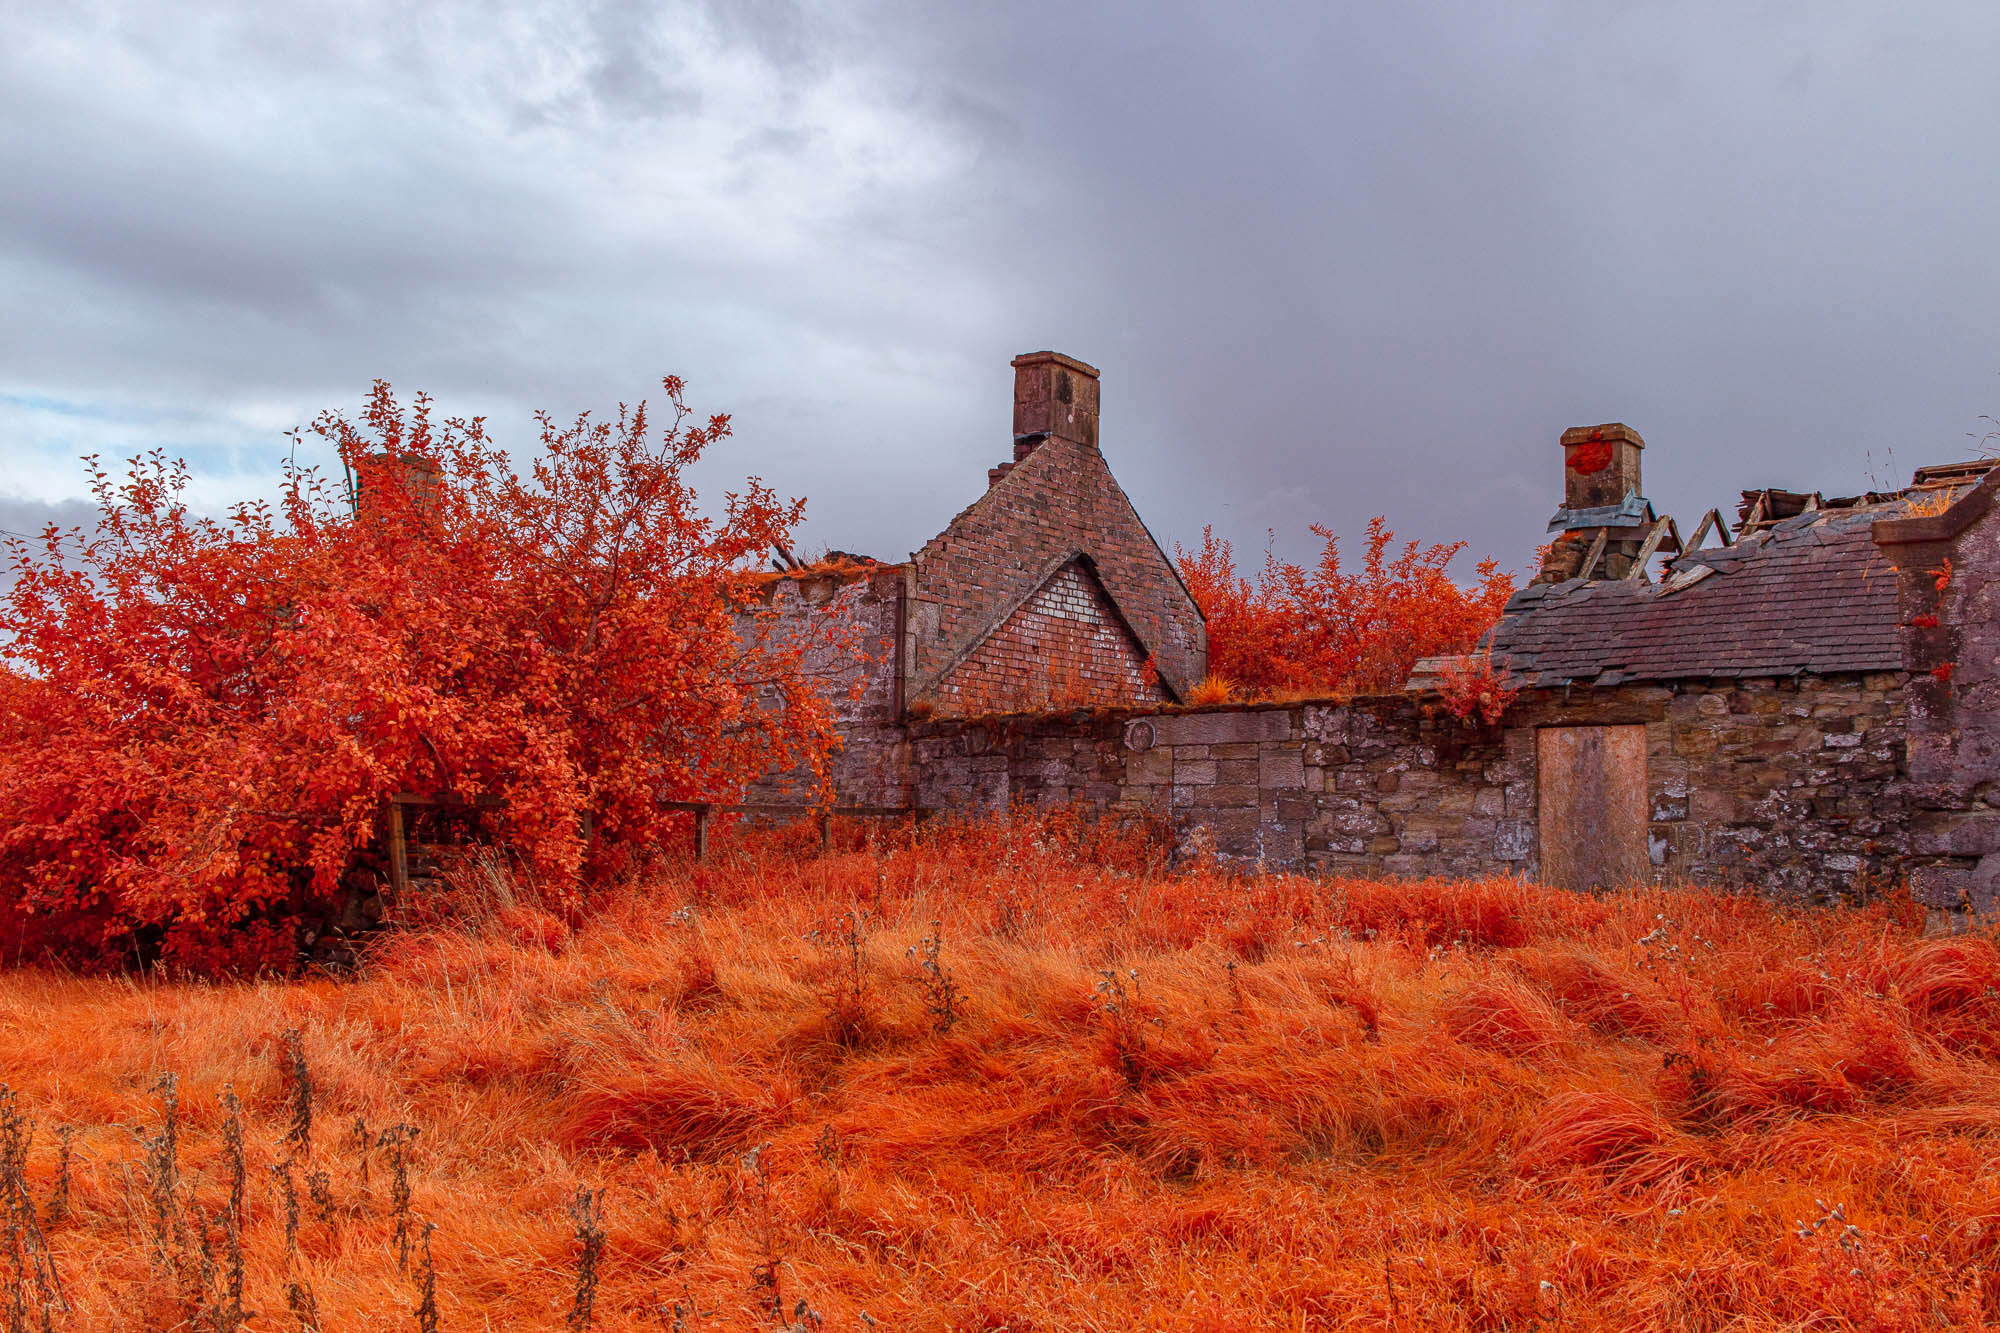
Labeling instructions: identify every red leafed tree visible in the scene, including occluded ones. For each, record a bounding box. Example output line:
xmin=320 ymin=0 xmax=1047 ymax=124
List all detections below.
xmin=1177 ymin=518 xmax=1516 ymax=699
xmin=0 ymin=378 xmax=845 ymax=973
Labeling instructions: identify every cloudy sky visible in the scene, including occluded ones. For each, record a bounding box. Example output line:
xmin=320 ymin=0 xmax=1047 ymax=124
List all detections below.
xmin=5 ymin=1 xmax=1998 ymax=577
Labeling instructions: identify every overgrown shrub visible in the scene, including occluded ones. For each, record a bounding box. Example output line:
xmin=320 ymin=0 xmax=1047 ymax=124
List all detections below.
xmin=0 ymin=378 xmax=847 ymax=972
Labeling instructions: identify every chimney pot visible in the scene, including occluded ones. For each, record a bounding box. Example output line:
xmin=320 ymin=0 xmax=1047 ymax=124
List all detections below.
xmin=1010 ymin=350 xmax=1100 ymax=451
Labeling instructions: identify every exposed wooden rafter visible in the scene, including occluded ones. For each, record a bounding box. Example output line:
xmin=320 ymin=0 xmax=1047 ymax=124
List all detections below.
xmin=1686 ymin=507 xmax=1731 ymax=551
xmin=1578 ymin=527 xmax=1610 ymax=581
xmin=1624 ymin=516 xmax=1678 ymax=582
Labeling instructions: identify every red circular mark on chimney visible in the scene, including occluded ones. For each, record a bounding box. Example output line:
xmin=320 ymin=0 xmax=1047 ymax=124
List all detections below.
xmin=1568 ymin=440 xmax=1615 ymax=475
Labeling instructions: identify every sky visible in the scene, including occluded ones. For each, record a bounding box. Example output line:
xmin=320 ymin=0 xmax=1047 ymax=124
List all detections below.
xmin=4 ymin=0 xmax=1999 ymax=579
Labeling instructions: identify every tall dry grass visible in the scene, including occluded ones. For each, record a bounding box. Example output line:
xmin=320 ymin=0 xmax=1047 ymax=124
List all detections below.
xmin=0 ymin=812 xmax=1995 ymax=1329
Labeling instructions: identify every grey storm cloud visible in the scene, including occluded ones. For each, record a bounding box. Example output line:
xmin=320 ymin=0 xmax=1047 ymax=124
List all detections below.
xmin=2 ymin=0 xmax=1997 ymax=581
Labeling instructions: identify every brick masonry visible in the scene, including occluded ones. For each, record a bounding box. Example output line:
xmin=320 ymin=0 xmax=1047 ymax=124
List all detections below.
xmin=908 ymin=435 xmax=1206 ymax=709
xmin=932 ymin=559 xmax=1169 ymax=716
xmin=735 ymin=566 xmax=911 ymax=806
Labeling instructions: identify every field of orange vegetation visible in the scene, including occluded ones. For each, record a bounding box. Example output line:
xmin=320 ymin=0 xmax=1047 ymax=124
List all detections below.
xmin=1 ymin=814 xmax=1997 ymax=1330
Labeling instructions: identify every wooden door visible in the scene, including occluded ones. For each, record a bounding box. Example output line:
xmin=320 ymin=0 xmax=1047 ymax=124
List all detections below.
xmin=1536 ymin=726 xmax=1649 ymax=890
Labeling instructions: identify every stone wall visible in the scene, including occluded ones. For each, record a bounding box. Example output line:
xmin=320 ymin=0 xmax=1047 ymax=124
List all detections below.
xmin=1878 ymin=466 xmax=2000 ymax=914
xmin=737 ymin=565 xmax=912 ymax=809
xmin=902 ymin=673 xmax=1909 ymax=898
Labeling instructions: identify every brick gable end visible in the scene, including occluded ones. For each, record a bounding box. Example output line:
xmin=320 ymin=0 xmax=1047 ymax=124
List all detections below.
xmin=909 ymin=438 xmax=1205 ymax=706
xmin=934 ymin=559 xmax=1169 ymax=715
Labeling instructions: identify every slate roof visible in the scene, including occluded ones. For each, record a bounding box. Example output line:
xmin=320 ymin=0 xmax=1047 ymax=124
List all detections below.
xmin=1487 ymin=506 xmax=1903 ymax=687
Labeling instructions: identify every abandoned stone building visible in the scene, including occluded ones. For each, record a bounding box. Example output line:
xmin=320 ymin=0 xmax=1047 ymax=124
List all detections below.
xmin=743 ymin=351 xmax=1206 ymax=795
xmin=757 ymin=350 xmax=2000 ymax=911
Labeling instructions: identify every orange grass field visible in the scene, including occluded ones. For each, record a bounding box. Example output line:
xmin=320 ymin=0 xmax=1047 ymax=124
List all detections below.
xmin=2 ymin=813 xmax=1998 ymax=1330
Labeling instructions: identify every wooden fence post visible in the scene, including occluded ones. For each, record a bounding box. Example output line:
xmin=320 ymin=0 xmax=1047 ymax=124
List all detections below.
xmin=694 ymin=804 xmax=710 ymax=863
xmin=386 ymin=799 xmax=409 ymax=898
xmin=818 ymin=809 xmax=832 ymax=855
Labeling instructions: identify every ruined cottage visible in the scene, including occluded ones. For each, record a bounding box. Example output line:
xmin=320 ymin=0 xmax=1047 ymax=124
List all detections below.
xmin=758 ymin=351 xmax=2000 ymax=915
xmin=742 ymin=351 xmax=1205 ymax=800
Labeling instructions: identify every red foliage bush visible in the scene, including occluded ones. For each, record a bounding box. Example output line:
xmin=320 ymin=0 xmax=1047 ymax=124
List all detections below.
xmin=1176 ymin=518 xmax=1516 ymax=698
xmin=0 ymin=378 xmax=845 ymax=973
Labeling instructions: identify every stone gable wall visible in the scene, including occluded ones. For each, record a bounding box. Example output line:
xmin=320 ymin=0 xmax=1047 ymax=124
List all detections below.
xmin=1880 ymin=477 xmax=2000 ymax=915
xmin=908 ymin=438 xmax=1205 ymax=706
xmin=902 ymin=674 xmax=1908 ymax=899
xmin=933 ymin=560 xmax=1170 ymax=716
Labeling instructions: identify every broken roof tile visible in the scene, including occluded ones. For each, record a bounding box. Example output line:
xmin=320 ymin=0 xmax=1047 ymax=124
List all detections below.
xmin=1489 ymin=509 xmax=1902 ymax=684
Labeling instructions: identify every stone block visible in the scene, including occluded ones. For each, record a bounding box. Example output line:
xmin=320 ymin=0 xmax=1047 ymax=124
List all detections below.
xmin=1261 ymin=822 xmax=1305 ymax=864
xmin=1125 ymin=747 xmax=1173 ymax=785
xmin=1174 ymin=759 xmax=1218 ymax=785
xmin=1436 ymin=787 xmax=1476 ymax=816
xmin=1403 ymin=812 xmax=1464 ymax=840
xmin=1455 ymin=817 xmax=1498 ymax=845
xmin=1399 ymin=827 xmax=1440 ymax=854
xmin=1505 ymin=782 xmax=1536 ymax=817
xmin=1911 ymin=812 xmax=2000 ymax=857
xmin=1151 ymin=709 xmax=1296 ymax=746
xmin=1321 ymin=807 xmax=1390 ymax=838
xmin=1674 ymin=729 xmax=1719 ymax=759
xmin=1260 ymin=751 xmax=1306 ymax=789
xmin=1691 ymin=789 xmax=1737 ymax=823
xmin=1301 ymin=705 xmax=1348 ymax=741
xmin=1496 ymin=820 xmax=1536 ymax=860
xmin=1911 ymin=862 xmax=1977 ymax=908
xmin=1200 ymin=808 xmax=1262 ymax=857
xmin=1216 ymin=759 xmax=1259 ymax=784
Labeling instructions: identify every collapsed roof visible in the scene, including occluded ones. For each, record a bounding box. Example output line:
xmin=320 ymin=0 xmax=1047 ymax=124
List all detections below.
xmin=1485 ymin=456 xmax=1995 ymax=688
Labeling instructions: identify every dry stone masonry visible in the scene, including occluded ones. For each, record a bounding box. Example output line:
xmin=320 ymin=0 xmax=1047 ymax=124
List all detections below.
xmin=898 ymin=671 xmax=1908 ymax=898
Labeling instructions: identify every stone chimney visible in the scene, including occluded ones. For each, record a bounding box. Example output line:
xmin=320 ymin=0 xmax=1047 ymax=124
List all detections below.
xmin=1536 ymin=422 xmax=1663 ymax=583
xmin=1561 ymin=422 xmax=1644 ymax=510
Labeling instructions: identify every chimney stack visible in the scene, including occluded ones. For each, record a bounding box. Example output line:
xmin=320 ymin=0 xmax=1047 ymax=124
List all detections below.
xmin=1011 ymin=351 xmax=1100 ymax=455
xmin=1536 ymin=422 xmax=1666 ymax=584
xmin=1561 ymin=422 xmax=1644 ymax=511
